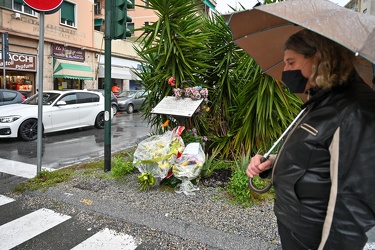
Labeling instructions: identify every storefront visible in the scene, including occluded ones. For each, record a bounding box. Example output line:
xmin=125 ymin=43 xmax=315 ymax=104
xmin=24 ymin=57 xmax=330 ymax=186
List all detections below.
xmin=52 ymin=44 xmax=94 ymax=90
xmin=0 ymin=52 xmax=36 ymax=97
xmin=97 ymin=56 xmax=142 ymax=91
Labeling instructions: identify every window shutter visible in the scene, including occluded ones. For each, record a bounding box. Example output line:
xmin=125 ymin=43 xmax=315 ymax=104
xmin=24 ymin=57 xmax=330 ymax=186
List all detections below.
xmin=61 ymin=1 xmax=74 ymax=22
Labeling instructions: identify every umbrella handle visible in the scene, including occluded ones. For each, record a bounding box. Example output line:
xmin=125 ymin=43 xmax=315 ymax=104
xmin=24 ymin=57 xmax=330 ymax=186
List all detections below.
xmin=248 ymin=156 xmax=273 ymax=194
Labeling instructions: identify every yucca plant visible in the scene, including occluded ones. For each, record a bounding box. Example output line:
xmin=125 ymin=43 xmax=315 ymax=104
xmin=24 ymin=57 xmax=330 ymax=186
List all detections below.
xmin=134 ymin=0 xmax=303 ymax=161
xmin=134 ymin=0 xmax=213 ymax=131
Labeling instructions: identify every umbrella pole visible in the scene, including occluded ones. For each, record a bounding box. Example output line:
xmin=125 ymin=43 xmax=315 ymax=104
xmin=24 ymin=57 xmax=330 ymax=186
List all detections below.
xmin=249 ymin=107 xmax=307 ymax=194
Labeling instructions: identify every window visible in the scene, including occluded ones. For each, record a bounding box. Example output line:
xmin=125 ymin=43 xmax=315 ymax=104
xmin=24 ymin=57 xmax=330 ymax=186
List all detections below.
xmin=128 ymin=23 xmax=135 ymax=35
xmin=129 ymin=0 xmax=135 ymax=9
xmin=94 ymin=1 xmax=101 ymax=15
xmin=13 ymin=0 xmax=37 ymax=16
xmin=60 ymin=1 xmax=76 ymax=27
xmin=2 ymin=91 xmax=17 ymax=102
xmin=144 ymin=0 xmax=149 ymax=7
xmin=60 ymin=93 xmax=77 ymax=105
xmin=0 ymin=0 xmax=12 ymax=9
xmin=77 ymin=93 xmax=100 ymax=103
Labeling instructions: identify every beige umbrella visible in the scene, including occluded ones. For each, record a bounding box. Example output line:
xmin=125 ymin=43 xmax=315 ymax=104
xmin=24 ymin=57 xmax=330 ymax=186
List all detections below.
xmin=227 ymin=0 xmax=375 ymax=86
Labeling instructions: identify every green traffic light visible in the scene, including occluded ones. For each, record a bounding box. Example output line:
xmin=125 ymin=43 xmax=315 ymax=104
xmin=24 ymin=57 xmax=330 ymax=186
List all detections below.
xmin=111 ymin=0 xmax=133 ymax=39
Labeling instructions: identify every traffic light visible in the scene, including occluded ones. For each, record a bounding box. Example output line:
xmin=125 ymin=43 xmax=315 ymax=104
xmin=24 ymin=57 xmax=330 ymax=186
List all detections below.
xmin=111 ymin=0 xmax=133 ymax=39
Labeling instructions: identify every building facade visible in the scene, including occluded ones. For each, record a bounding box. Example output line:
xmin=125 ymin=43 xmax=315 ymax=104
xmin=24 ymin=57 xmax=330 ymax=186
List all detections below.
xmin=0 ymin=0 xmax=218 ymax=96
xmin=0 ymin=0 xmax=143 ymax=96
xmin=345 ymin=0 xmax=375 ymax=15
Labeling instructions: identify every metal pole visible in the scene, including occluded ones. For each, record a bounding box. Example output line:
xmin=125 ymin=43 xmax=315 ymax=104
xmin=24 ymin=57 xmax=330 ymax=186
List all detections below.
xmin=2 ymin=33 xmax=6 ymax=89
xmin=37 ymin=12 xmax=45 ymax=174
xmin=104 ymin=0 xmax=112 ymax=172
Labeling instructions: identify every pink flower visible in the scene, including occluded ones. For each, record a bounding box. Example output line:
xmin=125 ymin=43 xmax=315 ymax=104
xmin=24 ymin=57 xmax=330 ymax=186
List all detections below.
xmin=168 ymin=77 xmax=176 ymax=87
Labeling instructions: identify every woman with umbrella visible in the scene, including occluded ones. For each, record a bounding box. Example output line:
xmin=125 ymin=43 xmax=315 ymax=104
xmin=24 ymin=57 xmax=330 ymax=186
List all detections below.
xmin=246 ymin=29 xmax=375 ymax=249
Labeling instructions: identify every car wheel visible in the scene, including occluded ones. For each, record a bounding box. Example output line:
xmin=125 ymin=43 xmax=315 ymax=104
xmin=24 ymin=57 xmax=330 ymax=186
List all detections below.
xmin=112 ymin=104 xmax=118 ymax=115
xmin=95 ymin=112 xmax=105 ymax=129
xmin=126 ymin=104 xmax=134 ymax=114
xmin=19 ymin=119 xmax=38 ymax=141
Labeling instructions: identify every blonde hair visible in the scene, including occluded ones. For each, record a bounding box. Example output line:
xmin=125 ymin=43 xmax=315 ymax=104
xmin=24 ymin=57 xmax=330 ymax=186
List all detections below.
xmin=284 ymin=29 xmax=355 ymax=89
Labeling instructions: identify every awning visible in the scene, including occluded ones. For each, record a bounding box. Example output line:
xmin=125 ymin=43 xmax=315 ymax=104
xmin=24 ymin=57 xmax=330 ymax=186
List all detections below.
xmin=94 ymin=19 xmax=103 ymax=26
xmin=130 ymin=69 xmax=141 ymax=81
xmin=53 ymin=59 xmax=94 ymax=80
xmin=98 ymin=65 xmax=132 ymax=80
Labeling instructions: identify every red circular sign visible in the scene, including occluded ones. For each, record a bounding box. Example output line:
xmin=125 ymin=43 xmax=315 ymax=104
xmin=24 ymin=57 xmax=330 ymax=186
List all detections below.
xmin=23 ymin=0 xmax=63 ymax=12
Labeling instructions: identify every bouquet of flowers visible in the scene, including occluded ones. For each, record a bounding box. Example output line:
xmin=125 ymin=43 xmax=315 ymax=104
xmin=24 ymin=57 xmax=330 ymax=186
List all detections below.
xmin=172 ymin=142 xmax=206 ymax=195
xmin=133 ymin=126 xmax=185 ymax=191
xmin=173 ymin=86 xmax=208 ymax=103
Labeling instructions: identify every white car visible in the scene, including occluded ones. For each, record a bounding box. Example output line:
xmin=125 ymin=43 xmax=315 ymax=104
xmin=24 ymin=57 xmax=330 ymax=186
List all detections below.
xmin=0 ymin=90 xmax=113 ymax=141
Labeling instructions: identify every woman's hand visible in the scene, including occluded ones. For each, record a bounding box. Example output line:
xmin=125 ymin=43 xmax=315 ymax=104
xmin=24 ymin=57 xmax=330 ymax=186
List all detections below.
xmin=246 ymin=154 xmax=272 ymax=178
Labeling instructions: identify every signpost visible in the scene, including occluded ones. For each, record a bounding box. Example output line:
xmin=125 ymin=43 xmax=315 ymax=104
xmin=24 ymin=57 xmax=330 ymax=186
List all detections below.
xmin=1 ymin=32 xmax=9 ymax=89
xmin=23 ymin=0 xmax=63 ymax=174
xmin=151 ymin=97 xmax=203 ymax=125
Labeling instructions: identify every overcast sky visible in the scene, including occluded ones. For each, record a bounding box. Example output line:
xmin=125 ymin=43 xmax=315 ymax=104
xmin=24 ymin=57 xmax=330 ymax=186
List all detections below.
xmin=216 ymin=0 xmax=350 ymax=14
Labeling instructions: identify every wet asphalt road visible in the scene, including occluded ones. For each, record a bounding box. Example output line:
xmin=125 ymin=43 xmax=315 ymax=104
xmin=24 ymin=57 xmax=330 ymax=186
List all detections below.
xmin=0 ymin=112 xmax=152 ymax=170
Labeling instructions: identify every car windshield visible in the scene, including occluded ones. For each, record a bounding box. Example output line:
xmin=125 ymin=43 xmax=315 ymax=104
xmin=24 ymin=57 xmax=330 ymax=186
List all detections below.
xmin=118 ymin=91 xmax=137 ymax=98
xmin=23 ymin=93 xmax=61 ymax=105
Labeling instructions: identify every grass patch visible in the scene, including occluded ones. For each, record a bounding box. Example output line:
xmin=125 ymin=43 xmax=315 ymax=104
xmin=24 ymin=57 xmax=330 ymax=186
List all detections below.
xmin=13 ymin=169 xmax=74 ymax=194
xmin=13 ymin=149 xmax=136 ymax=194
xmin=111 ymin=153 xmax=135 ymax=179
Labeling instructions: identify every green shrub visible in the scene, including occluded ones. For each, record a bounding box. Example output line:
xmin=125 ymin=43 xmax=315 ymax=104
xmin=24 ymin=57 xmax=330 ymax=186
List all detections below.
xmin=227 ymin=166 xmax=255 ymax=208
xmin=200 ymin=150 xmax=232 ymax=178
xmin=111 ymin=155 xmax=135 ymax=179
xmin=226 ymin=151 xmax=275 ymax=207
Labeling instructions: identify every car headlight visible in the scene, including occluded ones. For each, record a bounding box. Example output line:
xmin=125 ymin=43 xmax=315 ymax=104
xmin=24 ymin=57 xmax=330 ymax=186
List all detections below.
xmin=0 ymin=115 xmax=21 ymax=123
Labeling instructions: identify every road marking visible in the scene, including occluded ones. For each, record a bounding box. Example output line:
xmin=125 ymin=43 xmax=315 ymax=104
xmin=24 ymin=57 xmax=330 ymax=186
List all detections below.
xmin=364 ymin=242 xmax=375 ymax=250
xmin=71 ymin=228 xmax=138 ymax=250
xmin=0 ymin=194 xmax=15 ymax=206
xmin=0 ymin=158 xmax=54 ymax=178
xmin=0 ymin=208 xmax=71 ymax=249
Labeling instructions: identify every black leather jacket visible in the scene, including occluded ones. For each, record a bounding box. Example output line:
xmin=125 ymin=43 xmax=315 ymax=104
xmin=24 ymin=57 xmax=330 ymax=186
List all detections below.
xmin=273 ymin=72 xmax=375 ymax=249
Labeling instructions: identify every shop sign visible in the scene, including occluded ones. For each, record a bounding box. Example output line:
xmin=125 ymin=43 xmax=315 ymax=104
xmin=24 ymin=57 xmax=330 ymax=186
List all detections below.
xmin=0 ymin=51 xmax=36 ymax=71
xmin=52 ymin=44 xmax=85 ymax=61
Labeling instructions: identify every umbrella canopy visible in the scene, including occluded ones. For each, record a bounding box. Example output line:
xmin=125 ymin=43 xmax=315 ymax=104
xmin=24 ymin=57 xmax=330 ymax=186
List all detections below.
xmin=227 ymin=0 xmax=375 ymax=86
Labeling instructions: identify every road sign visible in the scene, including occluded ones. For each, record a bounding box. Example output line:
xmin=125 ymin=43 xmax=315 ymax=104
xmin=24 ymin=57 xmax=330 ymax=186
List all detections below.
xmin=23 ymin=0 xmax=63 ymax=13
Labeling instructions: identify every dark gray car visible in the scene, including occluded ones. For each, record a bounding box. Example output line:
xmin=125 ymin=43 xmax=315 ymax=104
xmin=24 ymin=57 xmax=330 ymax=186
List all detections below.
xmin=0 ymin=89 xmax=25 ymax=106
xmin=117 ymin=90 xmax=147 ymax=114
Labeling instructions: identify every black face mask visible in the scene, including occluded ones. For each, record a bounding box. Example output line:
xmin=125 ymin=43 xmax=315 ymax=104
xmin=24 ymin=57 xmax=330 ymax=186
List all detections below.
xmin=281 ymin=70 xmax=308 ymax=93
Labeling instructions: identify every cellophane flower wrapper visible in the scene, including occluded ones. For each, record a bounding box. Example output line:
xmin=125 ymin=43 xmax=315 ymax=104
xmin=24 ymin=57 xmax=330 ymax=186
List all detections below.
xmin=133 ymin=127 xmax=185 ymax=181
xmin=172 ymin=142 xmax=205 ymax=195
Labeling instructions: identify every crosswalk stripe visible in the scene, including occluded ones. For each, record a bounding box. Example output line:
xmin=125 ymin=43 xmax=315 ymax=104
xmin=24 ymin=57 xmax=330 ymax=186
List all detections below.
xmin=0 ymin=159 xmax=54 ymax=179
xmin=364 ymin=242 xmax=375 ymax=250
xmin=0 ymin=208 xmax=71 ymax=249
xmin=0 ymin=194 xmax=15 ymax=206
xmin=71 ymin=228 xmax=138 ymax=250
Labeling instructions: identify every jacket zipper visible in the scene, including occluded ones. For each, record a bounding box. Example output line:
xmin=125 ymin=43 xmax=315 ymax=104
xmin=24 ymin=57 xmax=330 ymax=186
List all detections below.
xmin=271 ymin=104 xmax=314 ymax=182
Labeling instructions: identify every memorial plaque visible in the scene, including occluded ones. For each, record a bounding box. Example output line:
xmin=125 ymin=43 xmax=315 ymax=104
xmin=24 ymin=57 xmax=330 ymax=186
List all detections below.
xmin=151 ymin=96 xmax=203 ymax=117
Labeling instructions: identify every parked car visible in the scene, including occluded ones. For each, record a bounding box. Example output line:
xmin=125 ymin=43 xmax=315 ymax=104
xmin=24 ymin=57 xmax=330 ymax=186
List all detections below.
xmin=87 ymin=89 xmax=119 ymax=114
xmin=0 ymin=89 xmax=25 ymax=106
xmin=117 ymin=90 xmax=147 ymax=114
xmin=0 ymin=90 xmax=113 ymax=141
